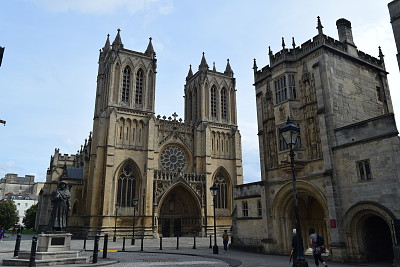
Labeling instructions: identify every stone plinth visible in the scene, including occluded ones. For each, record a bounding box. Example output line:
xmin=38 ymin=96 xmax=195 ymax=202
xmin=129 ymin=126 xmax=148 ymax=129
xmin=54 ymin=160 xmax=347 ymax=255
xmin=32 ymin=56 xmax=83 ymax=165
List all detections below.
xmin=37 ymin=232 xmax=72 ymax=252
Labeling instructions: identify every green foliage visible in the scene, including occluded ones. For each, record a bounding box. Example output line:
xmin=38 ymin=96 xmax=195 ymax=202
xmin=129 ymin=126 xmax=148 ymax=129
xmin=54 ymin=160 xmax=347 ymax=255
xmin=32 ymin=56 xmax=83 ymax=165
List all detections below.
xmin=0 ymin=199 xmax=19 ymax=229
xmin=22 ymin=203 xmax=37 ymax=229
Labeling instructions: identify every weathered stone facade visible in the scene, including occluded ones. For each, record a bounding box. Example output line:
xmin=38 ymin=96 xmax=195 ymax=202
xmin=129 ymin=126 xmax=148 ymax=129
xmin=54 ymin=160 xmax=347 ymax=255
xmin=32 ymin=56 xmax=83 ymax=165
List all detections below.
xmin=389 ymin=0 xmax=400 ymax=71
xmin=37 ymin=32 xmax=243 ymax=238
xmin=232 ymin=17 xmax=400 ymax=263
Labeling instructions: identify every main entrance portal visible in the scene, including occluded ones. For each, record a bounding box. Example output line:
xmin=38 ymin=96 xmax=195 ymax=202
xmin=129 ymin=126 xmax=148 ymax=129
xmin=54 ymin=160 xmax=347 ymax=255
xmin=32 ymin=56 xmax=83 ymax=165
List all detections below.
xmin=159 ymin=185 xmax=201 ymax=237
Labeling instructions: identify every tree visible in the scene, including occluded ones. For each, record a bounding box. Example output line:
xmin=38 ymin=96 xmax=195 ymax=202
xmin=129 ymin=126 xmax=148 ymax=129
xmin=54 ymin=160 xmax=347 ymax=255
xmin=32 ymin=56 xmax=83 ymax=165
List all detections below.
xmin=0 ymin=199 xmax=19 ymax=229
xmin=23 ymin=203 xmax=38 ymax=230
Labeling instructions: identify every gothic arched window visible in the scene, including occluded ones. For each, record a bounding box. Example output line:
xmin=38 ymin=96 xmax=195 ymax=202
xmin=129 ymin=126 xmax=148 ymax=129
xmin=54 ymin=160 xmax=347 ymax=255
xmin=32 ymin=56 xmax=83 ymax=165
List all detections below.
xmin=122 ymin=66 xmax=131 ymax=103
xmin=221 ymin=88 xmax=227 ymax=119
xmin=211 ymin=85 xmax=217 ymax=118
xmin=117 ymin=163 xmax=137 ymax=207
xmin=135 ymin=69 xmax=144 ymax=105
xmin=214 ymin=172 xmax=228 ymax=209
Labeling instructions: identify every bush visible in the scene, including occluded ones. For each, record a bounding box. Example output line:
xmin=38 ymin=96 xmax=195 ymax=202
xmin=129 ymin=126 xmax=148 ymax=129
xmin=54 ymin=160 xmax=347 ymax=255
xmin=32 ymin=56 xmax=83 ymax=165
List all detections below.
xmin=23 ymin=203 xmax=38 ymax=230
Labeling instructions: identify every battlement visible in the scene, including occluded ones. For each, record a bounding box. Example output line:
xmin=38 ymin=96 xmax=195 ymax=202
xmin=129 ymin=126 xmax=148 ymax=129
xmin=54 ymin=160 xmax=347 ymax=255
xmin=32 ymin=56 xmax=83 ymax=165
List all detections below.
xmin=156 ymin=113 xmax=193 ymax=133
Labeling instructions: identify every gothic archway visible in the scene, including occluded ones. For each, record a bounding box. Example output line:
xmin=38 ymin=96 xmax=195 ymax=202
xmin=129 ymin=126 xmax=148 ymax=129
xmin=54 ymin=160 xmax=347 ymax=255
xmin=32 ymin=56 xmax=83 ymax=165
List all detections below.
xmin=343 ymin=202 xmax=395 ymax=262
xmin=158 ymin=184 xmax=201 ymax=237
xmin=272 ymin=181 xmax=329 ymax=254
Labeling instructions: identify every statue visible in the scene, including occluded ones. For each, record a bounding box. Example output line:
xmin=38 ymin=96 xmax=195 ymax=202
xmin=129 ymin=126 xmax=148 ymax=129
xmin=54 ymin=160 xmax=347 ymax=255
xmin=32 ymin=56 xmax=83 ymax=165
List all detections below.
xmin=48 ymin=181 xmax=71 ymax=232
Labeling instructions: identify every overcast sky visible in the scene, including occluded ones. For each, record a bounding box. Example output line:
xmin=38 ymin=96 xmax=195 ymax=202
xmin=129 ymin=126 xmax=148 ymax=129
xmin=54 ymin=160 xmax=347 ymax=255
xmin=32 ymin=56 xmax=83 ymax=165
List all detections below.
xmin=1 ymin=0 xmax=399 ymax=183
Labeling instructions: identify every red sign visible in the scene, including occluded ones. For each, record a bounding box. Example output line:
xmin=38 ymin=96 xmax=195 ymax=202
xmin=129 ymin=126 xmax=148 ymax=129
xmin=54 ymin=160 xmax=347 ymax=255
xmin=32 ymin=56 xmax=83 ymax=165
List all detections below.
xmin=330 ymin=219 xmax=337 ymax=228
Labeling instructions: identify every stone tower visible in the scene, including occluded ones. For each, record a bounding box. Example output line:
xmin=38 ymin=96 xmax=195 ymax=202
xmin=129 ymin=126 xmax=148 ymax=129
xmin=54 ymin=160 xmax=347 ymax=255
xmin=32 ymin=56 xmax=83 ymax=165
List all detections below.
xmin=37 ymin=30 xmax=243 ymax=238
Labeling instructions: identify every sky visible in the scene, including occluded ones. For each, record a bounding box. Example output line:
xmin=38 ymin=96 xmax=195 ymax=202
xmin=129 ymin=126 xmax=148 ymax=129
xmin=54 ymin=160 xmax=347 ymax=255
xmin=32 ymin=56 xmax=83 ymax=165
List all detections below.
xmin=0 ymin=0 xmax=399 ymax=183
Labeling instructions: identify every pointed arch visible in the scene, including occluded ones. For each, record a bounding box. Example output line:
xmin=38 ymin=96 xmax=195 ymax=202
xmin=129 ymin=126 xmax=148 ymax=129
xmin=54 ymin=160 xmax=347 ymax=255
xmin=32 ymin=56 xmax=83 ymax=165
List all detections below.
xmin=122 ymin=66 xmax=131 ymax=103
xmin=116 ymin=159 xmax=141 ymax=208
xmin=135 ymin=68 xmax=144 ymax=105
xmin=221 ymin=87 xmax=227 ymax=120
xmin=213 ymin=167 xmax=231 ymax=209
xmin=211 ymin=85 xmax=217 ymax=118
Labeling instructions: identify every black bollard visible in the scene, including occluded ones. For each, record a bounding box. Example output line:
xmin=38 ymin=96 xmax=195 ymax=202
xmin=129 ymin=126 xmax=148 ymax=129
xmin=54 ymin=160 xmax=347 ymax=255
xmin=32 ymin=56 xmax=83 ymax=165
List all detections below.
xmin=159 ymin=237 xmax=162 ymax=250
xmin=176 ymin=236 xmax=179 ymax=250
xmin=209 ymin=234 xmax=212 ymax=248
xmin=93 ymin=234 xmax=100 ymax=263
xmin=29 ymin=236 xmax=37 ymax=267
xmin=122 ymin=237 xmax=126 ymax=251
xmin=140 ymin=238 xmax=144 ymax=251
xmin=102 ymin=234 xmax=108 ymax=259
xmin=83 ymin=237 xmax=87 ymax=250
xmin=193 ymin=235 xmax=196 ymax=249
xmin=14 ymin=233 xmax=21 ymax=257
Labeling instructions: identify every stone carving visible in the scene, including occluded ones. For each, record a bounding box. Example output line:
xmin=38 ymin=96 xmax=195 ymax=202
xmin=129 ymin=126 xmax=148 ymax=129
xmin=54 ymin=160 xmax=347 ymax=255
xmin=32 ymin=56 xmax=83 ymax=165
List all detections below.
xmin=48 ymin=181 xmax=71 ymax=232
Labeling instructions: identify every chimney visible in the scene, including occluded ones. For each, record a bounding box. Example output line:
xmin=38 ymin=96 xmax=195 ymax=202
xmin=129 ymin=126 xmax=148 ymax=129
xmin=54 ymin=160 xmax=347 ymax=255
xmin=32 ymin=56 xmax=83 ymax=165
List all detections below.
xmin=336 ymin=18 xmax=355 ymax=46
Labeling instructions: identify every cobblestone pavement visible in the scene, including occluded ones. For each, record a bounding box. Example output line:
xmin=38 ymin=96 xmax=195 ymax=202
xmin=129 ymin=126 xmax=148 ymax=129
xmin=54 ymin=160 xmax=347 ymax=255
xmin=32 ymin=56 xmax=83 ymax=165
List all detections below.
xmin=0 ymin=234 xmax=394 ymax=267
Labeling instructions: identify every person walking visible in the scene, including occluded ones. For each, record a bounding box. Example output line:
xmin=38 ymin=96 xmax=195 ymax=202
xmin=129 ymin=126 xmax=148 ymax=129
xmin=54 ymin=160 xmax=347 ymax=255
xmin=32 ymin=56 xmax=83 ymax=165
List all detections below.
xmin=0 ymin=227 xmax=5 ymax=241
xmin=222 ymin=230 xmax=229 ymax=253
xmin=290 ymin=229 xmax=298 ymax=267
xmin=309 ymin=228 xmax=328 ymax=267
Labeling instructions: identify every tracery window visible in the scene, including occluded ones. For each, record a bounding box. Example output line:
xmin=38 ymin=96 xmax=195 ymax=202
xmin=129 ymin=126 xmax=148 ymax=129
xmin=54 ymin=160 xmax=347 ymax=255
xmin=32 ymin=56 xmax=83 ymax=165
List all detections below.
xmin=288 ymin=74 xmax=296 ymax=99
xmin=117 ymin=163 xmax=137 ymax=207
xmin=221 ymin=88 xmax=227 ymax=119
xmin=275 ymin=76 xmax=287 ymax=104
xmin=160 ymin=145 xmax=187 ymax=171
xmin=214 ymin=172 xmax=228 ymax=209
xmin=122 ymin=66 xmax=131 ymax=102
xmin=211 ymin=85 xmax=217 ymax=118
xmin=135 ymin=69 xmax=144 ymax=105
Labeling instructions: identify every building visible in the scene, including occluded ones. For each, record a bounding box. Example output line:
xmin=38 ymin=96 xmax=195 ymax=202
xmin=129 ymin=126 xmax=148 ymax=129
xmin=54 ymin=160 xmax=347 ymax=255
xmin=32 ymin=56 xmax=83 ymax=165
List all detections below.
xmin=36 ymin=32 xmax=243 ymax=238
xmin=232 ymin=17 xmax=400 ymax=263
xmin=0 ymin=173 xmax=43 ymax=199
xmin=389 ymin=0 xmax=400 ymax=71
xmin=3 ymin=194 xmax=38 ymax=226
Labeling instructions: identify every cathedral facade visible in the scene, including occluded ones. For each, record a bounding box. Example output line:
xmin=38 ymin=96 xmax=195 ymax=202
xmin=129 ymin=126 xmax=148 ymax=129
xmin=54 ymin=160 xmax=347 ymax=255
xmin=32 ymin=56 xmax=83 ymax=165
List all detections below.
xmin=232 ymin=17 xmax=400 ymax=263
xmin=36 ymin=30 xmax=243 ymax=238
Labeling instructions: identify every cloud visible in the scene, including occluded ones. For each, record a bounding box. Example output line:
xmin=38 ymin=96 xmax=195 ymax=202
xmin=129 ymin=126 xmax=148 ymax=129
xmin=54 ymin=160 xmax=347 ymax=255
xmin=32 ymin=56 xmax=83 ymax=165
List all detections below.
xmin=27 ymin=0 xmax=174 ymax=15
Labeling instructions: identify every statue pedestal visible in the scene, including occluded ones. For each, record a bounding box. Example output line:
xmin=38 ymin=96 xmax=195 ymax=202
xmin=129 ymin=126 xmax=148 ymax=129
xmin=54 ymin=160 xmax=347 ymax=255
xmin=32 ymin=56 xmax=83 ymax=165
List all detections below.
xmin=38 ymin=232 xmax=72 ymax=252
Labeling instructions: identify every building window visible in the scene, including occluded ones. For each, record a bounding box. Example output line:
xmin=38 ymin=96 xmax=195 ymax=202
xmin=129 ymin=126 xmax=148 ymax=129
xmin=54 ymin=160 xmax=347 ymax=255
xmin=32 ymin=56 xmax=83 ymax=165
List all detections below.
xmin=117 ymin=163 xmax=137 ymax=207
xmin=122 ymin=66 xmax=131 ymax=102
xmin=376 ymin=86 xmax=382 ymax=102
xmin=211 ymin=85 xmax=217 ymax=118
xmin=358 ymin=160 xmax=372 ymax=180
xmin=257 ymin=200 xmax=262 ymax=217
xmin=160 ymin=145 xmax=187 ymax=172
xmin=275 ymin=76 xmax=287 ymax=104
xmin=214 ymin=172 xmax=228 ymax=209
xmin=288 ymin=74 xmax=296 ymax=99
xmin=221 ymin=88 xmax=227 ymax=119
xmin=242 ymin=201 xmax=248 ymax=217
xmin=135 ymin=69 xmax=144 ymax=105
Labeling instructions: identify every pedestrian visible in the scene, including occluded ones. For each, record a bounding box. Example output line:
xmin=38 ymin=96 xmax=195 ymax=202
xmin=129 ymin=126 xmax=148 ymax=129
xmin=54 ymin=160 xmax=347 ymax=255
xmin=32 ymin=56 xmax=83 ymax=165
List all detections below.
xmin=290 ymin=229 xmax=297 ymax=267
xmin=222 ymin=230 xmax=229 ymax=253
xmin=309 ymin=228 xmax=328 ymax=267
xmin=0 ymin=227 xmax=5 ymax=241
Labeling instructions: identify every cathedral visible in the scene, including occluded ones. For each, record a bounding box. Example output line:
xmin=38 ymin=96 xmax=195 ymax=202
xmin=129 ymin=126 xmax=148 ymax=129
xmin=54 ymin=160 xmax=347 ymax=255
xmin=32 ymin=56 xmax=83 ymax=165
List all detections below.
xmin=36 ymin=30 xmax=243 ymax=238
xmin=232 ymin=17 xmax=400 ymax=263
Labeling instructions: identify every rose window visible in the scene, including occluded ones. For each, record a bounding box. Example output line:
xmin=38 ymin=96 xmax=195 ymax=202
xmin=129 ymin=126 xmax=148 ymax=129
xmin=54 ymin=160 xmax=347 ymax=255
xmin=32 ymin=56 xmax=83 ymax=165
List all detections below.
xmin=160 ymin=145 xmax=187 ymax=171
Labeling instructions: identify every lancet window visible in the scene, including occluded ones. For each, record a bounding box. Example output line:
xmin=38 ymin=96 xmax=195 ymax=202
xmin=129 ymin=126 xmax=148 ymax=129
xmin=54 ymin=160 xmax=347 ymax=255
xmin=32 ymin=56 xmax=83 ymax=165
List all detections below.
xmin=117 ymin=163 xmax=137 ymax=207
xmin=135 ymin=69 xmax=144 ymax=105
xmin=122 ymin=66 xmax=131 ymax=103
xmin=211 ymin=85 xmax=217 ymax=118
xmin=214 ymin=172 xmax=228 ymax=209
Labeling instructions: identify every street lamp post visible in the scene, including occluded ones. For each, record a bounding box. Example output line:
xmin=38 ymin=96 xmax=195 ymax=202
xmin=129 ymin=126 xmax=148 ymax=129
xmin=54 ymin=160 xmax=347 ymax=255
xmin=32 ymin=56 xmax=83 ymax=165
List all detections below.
xmin=131 ymin=198 xmax=138 ymax=245
xmin=210 ymin=184 xmax=219 ymax=254
xmin=279 ymin=118 xmax=308 ymax=267
xmin=113 ymin=202 xmax=120 ymax=242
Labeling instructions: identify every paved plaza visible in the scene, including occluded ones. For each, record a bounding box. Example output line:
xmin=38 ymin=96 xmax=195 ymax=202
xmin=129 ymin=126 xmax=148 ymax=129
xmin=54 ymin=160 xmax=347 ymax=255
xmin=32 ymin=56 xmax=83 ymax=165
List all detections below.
xmin=0 ymin=234 xmax=394 ymax=266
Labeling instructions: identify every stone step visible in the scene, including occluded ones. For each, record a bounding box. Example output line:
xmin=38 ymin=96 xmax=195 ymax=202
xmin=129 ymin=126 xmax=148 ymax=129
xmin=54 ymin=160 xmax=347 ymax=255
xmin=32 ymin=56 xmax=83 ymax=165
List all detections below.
xmin=17 ymin=250 xmax=84 ymax=260
xmin=2 ymin=256 xmax=91 ymax=266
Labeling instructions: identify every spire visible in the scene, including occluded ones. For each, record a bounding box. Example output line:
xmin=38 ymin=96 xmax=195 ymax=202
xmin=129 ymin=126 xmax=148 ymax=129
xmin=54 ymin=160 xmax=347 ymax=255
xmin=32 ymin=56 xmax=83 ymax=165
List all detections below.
xmin=317 ymin=16 xmax=324 ymax=35
xmin=292 ymin=37 xmax=296 ymax=49
xmin=282 ymin=37 xmax=286 ymax=49
xmin=145 ymin=37 xmax=156 ymax=57
xmin=224 ymin=59 xmax=234 ymax=77
xmin=186 ymin=64 xmax=193 ymax=81
xmin=112 ymin=29 xmax=123 ymax=50
xmin=213 ymin=62 xmax=216 ymax=72
xmin=268 ymin=46 xmax=273 ymax=56
xmin=199 ymin=52 xmax=209 ymax=71
xmin=378 ymin=46 xmax=385 ymax=62
xmin=253 ymin=58 xmax=258 ymax=73
xmin=103 ymin=34 xmax=111 ymax=54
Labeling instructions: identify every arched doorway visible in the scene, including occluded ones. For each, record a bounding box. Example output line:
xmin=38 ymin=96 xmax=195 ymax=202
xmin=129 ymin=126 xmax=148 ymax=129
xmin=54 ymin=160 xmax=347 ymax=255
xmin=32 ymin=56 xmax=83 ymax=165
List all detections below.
xmin=362 ymin=215 xmax=393 ymax=262
xmin=159 ymin=184 xmax=201 ymax=237
xmin=272 ymin=181 xmax=329 ymax=254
